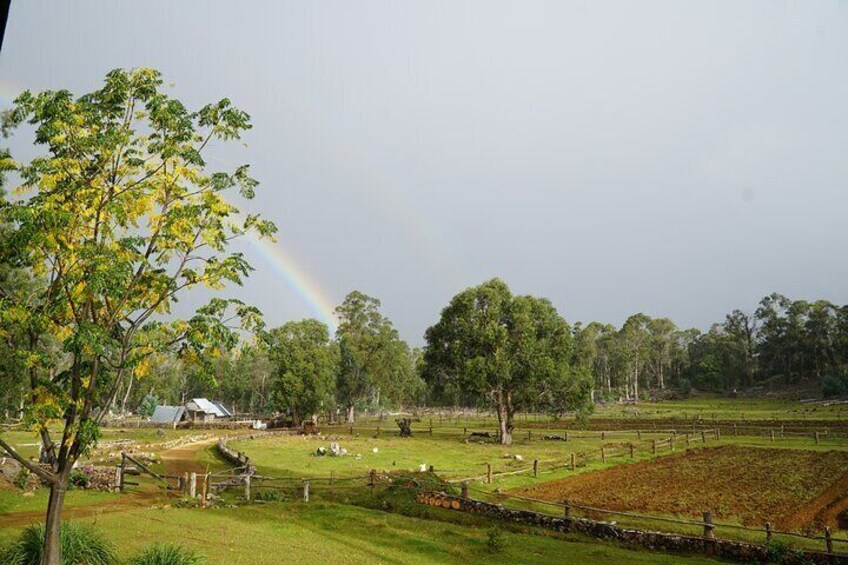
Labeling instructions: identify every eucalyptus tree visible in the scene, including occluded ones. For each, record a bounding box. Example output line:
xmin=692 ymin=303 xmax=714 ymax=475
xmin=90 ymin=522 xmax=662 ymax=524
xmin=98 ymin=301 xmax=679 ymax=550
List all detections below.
xmin=267 ymin=319 xmax=337 ymax=425
xmin=335 ymin=290 xmax=410 ymax=422
xmin=423 ymin=279 xmax=590 ymax=445
xmin=0 ymin=69 xmax=272 ymax=564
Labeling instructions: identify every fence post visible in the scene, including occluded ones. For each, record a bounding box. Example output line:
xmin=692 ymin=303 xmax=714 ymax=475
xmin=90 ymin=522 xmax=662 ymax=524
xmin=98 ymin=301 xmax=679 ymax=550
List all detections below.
xmin=771 ymin=430 xmax=775 ymax=441
xmin=815 ymin=431 xmax=820 ymax=445
xmin=765 ymin=522 xmax=772 ymax=543
xmin=118 ymin=454 xmax=126 ymax=493
xmin=601 ymin=431 xmax=606 ymax=441
xmin=303 ymin=480 xmax=310 ymax=502
xmin=350 ymin=425 xmax=354 ymax=436
xmin=733 ymin=423 xmax=737 ymax=436
xmin=825 ymin=527 xmax=833 ymax=554
xmin=533 ymin=459 xmax=539 ymax=477
xmin=601 ymin=447 xmax=606 ymax=463
xmin=565 ymin=431 xmax=569 ymax=442
xmin=429 ymin=425 xmax=433 ymax=436
xmin=369 ymin=469 xmax=377 ymax=496
xmin=486 ymin=463 xmax=492 ymax=484
xmin=629 ymin=444 xmax=635 ymax=459
xmin=703 ymin=511 xmax=715 ymax=557
xmin=715 ymin=428 xmax=720 ymax=441
xmin=201 ymin=474 xmax=209 ymax=506
xmin=780 ymin=424 xmax=785 ymax=438
xmin=189 ymin=472 xmax=197 ymax=498
xmin=463 ymin=426 xmax=467 ymax=436
xmin=564 ymin=500 xmax=572 ymax=518
xmin=652 ymin=440 xmax=657 ymax=456
xmin=461 ymin=481 xmax=469 ymax=498
xmin=528 ymin=430 xmax=532 ymax=441
xmin=244 ymin=475 xmax=251 ymax=501
xmin=637 ymin=429 xmax=641 ymax=441
xmin=701 ymin=430 xmax=706 ymax=443
xmin=182 ymin=472 xmax=189 ymax=495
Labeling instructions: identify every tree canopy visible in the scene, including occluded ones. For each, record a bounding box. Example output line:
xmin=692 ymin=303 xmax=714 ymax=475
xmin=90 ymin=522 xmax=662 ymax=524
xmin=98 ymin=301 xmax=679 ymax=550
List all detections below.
xmin=423 ymin=278 xmax=591 ymax=445
xmin=0 ymin=68 xmax=273 ymax=564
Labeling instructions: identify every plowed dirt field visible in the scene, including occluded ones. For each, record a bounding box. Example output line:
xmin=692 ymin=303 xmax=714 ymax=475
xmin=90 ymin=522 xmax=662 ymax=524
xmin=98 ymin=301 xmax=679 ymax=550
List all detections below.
xmin=516 ymin=446 xmax=848 ymax=532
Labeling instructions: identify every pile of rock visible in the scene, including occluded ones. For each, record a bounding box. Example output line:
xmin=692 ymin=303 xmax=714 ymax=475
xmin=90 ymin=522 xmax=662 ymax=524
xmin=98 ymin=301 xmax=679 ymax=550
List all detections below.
xmin=72 ymin=464 xmax=120 ymax=491
xmin=316 ymin=442 xmax=349 ymax=457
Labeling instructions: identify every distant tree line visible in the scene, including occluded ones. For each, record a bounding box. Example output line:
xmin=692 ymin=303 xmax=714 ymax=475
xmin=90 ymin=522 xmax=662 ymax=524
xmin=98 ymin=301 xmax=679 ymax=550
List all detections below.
xmin=572 ymin=292 xmax=848 ymax=398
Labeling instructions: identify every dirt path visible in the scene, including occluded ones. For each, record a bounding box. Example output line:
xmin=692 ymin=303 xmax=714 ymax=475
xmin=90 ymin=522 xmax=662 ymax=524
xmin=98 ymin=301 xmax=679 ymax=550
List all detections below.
xmin=0 ymin=437 xmax=225 ymax=528
xmin=160 ymin=437 xmax=219 ymax=477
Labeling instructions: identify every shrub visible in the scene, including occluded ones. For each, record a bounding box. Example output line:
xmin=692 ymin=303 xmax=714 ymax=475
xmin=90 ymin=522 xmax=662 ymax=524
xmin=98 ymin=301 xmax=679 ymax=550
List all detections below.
xmin=139 ymin=393 xmax=159 ymax=418
xmin=12 ymin=468 xmax=30 ymax=490
xmin=126 ymin=543 xmax=205 ymax=565
xmin=0 ymin=522 xmax=117 ymax=565
xmin=486 ymin=526 xmax=505 ymax=554
xmin=254 ymin=489 xmax=283 ymax=502
xmin=69 ymin=469 xmax=91 ymax=490
xmin=822 ymin=372 xmax=848 ymax=399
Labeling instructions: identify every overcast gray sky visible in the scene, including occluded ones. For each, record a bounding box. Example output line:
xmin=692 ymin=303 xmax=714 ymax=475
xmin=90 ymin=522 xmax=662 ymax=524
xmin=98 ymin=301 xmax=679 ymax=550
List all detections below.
xmin=1 ymin=1 xmax=846 ymax=344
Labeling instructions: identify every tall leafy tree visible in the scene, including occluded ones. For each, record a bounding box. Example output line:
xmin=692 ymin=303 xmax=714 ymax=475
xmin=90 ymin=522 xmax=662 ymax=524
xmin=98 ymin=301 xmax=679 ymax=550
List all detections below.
xmin=0 ymin=69 xmax=273 ymax=564
xmin=423 ymin=279 xmax=589 ymax=445
xmin=335 ymin=291 xmax=410 ymax=422
xmin=267 ymin=319 xmax=337 ymax=425
xmin=619 ymin=313 xmax=651 ymax=400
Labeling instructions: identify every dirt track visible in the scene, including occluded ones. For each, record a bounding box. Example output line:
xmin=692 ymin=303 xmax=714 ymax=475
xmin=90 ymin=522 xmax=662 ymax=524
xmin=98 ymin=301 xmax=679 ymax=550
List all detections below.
xmin=0 ymin=437 xmax=223 ymax=528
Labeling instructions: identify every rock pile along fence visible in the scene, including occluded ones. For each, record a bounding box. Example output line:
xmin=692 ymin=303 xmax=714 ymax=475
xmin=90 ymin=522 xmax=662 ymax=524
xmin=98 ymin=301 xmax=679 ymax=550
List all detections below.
xmin=415 ymin=489 xmax=848 ymax=565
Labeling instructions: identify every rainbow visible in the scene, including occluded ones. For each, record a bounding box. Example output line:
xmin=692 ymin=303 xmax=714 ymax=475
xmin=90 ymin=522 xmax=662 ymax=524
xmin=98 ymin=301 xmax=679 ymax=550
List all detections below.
xmin=245 ymin=234 xmax=339 ymax=332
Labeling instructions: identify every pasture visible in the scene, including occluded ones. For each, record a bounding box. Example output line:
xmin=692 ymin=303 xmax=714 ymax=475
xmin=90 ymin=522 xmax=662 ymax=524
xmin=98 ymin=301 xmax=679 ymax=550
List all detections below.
xmin=2 ymin=397 xmax=848 ymax=562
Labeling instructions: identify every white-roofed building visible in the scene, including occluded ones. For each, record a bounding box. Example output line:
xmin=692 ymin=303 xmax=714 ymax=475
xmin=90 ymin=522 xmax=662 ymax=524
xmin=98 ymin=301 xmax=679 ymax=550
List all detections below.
xmin=184 ymin=398 xmax=233 ymax=422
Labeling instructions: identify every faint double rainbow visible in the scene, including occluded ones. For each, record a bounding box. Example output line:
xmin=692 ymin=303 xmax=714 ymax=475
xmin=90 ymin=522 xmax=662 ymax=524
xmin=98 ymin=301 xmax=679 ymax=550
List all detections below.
xmin=0 ymin=77 xmax=471 ymax=336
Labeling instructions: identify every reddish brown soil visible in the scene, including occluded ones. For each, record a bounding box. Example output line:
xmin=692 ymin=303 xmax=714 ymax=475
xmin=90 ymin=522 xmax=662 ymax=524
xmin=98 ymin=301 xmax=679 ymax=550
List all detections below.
xmin=0 ymin=438 xmax=221 ymax=528
xmin=517 ymin=446 xmax=848 ymax=532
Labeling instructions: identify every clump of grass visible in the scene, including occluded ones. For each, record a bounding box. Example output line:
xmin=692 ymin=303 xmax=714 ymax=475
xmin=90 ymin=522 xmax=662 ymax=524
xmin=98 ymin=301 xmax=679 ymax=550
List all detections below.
xmin=0 ymin=522 xmax=117 ymax=565
xmin=254 ymin=489 xmax=283 ymax=502
xmin=126 ymin=543 xmax=205 ymax=565
xmin=486 ymin=525 xmax=505 ymax=554
xmin=12 ymin=468 xmax=30 ymax=490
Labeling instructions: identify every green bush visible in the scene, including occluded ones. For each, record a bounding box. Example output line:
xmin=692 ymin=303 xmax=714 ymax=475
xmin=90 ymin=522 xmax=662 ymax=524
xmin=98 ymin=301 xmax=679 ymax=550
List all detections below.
xmin=69 ymin=469 xmax=90 ymax=490
xmin=254 ymin=489 xmax=283 ymax=502
xmin=126 ymin=543 xmax=205 ymax=565
xmin=0 ymin=522 xmax=117 ymax=565
xmin=486 ymin=526 xmax=505 ymax=554
xmin=12 ymin=468 xmax=30 ymax=490
xmin=822 ymin=372 xmax=848 ymax=398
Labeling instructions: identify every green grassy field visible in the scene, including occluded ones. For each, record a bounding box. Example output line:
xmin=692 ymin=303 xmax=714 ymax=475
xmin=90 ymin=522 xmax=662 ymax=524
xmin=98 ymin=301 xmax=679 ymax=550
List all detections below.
xmin=0 ymin=499 xmax=719 ymax=564
xmin=2 ymin=397 xmax=847 ymax=563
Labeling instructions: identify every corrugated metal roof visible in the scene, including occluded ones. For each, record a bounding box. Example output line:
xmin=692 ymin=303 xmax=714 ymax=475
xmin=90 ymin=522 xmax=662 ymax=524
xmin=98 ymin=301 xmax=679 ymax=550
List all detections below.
xmin=188 ymin=398 xmax=228 ymax=417
xmin=212 ymin=401 xmax=233 ymax=417
xmin=150 ymin=405 xmax=185 ymax=424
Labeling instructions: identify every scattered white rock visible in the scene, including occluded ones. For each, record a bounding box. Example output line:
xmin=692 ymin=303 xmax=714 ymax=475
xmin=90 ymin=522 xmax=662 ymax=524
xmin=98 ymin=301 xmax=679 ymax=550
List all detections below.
xmin=418 ymin=463 xmax=427 ymax=472
xmin=372 ymin=447 xmax=379 ymax=453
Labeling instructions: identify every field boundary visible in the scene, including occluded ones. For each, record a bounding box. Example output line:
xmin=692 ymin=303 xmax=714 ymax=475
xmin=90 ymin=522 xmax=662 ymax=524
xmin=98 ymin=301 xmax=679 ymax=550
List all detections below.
xmin=416 ymin=490 xmax=848 ymax=564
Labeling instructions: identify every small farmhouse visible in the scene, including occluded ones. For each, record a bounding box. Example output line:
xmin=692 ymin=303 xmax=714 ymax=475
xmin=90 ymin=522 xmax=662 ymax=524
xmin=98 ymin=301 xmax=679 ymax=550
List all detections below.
xmin=150 ymin=398 xmax=232 ymax=426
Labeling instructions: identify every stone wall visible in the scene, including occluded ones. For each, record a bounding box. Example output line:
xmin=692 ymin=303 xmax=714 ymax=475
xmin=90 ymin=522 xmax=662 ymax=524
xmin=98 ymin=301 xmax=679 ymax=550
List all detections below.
xmin=416 ymin=492 xmax=846 ymax=565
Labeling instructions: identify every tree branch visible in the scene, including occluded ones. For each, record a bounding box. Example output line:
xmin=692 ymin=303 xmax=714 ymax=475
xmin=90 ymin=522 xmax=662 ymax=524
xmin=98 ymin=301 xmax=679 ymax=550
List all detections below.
xmin=0 ymin=437 xmax=56 ymax=484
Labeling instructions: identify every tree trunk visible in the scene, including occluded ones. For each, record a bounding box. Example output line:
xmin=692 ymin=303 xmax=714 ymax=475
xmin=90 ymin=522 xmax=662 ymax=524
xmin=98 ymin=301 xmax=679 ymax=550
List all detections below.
xmin=120 ymin=375 xmax=134 ymax=414
xmin=346 ymin=404 xmax=355 ymax=424
xmin=633 ymin=366 xmax=639 ymax=401
xmin=43 ymin=468 xmax=70 ymax=565
xmin=495 ymin=392 xmax=514 ymax=446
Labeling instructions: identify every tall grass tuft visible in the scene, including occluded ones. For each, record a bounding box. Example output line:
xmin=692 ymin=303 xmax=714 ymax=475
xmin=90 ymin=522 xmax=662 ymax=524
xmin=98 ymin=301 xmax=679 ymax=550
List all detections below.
xmin=126 ymin=543 xmax=206 ymax=565
xmin=0 ymin=522 xmax=117 ymax=565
